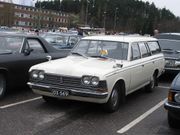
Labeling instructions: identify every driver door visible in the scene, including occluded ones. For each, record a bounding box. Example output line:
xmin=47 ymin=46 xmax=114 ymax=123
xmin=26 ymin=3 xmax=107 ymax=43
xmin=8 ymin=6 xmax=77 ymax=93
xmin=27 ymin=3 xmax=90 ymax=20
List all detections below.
xmin=19 ymin=38 xmax=50 ymax=83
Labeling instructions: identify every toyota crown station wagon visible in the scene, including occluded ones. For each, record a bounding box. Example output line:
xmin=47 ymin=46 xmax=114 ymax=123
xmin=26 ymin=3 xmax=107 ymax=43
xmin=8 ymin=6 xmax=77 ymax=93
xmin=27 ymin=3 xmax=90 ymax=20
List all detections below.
xmin=28 ymin=35 xmax=165 ymax=112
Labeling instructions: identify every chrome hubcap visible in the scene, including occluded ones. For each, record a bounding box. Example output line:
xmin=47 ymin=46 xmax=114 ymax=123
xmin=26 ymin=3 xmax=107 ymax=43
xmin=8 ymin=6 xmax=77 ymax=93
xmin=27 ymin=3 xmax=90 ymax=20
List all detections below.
xmin=151 ymin=76 xmax=155 ymax=89
xmin=111 ymin=89 xmax=118 ymax=107
xmin=0 ymin=77 xmax=3 ymax=95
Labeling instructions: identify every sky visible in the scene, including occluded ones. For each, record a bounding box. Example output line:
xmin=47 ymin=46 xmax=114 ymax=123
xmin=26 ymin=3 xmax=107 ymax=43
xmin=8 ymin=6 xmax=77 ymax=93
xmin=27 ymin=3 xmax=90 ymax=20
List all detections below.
xmin=141 ymin=0 xmax=180 ymax=17
xmin=10 ymin=0 xmax=180 ymax=17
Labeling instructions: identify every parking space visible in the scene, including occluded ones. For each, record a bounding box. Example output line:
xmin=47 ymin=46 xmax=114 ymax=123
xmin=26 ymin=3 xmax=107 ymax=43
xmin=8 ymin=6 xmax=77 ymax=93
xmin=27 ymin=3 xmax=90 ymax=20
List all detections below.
xmin=1 ymin=80 xmax=177 ymax=135
xmin=120 ymin=106 xmax=180 ymax=135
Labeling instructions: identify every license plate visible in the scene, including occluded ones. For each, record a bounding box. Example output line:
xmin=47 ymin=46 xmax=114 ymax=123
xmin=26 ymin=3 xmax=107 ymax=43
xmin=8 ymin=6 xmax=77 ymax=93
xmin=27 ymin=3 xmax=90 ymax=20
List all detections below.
xmin=52 ymin=89 xmax=69 ymax=97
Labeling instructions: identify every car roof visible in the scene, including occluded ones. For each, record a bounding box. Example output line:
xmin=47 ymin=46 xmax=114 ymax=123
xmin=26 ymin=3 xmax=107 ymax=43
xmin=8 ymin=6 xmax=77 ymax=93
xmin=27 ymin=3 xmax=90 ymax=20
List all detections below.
xmin=0 ymin=33 xmax=39 ymax=38
xmin=155 ymin=33 xmax=180 ymax=40
xmin=44 ymin=32 xmax=80 ymax=36
xmin=82 ymin=35 xmax=157 ymax=43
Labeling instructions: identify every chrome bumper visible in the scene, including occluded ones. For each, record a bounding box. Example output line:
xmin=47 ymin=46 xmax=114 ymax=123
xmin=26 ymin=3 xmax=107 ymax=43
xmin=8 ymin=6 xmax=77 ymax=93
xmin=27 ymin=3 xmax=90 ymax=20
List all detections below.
xmin=164 ymin=102 xmax=180 ymax=112
xmin=27 ymin=82 xmax=108 ymax=99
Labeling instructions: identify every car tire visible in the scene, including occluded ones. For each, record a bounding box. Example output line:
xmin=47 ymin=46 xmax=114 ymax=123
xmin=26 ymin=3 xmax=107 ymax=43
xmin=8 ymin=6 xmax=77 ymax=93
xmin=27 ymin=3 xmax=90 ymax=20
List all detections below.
xmin=145 ymin=73 xmax=157 ymax=92
xmin=42 ymin=96 xmax=57 ymax=103
xmin=168 ymin=112 xmax=180 ymax=128
xmin=0 ymin=74 xmax=6 ymax=99
xmin=103 ymin=84 xmax=125 ymax=113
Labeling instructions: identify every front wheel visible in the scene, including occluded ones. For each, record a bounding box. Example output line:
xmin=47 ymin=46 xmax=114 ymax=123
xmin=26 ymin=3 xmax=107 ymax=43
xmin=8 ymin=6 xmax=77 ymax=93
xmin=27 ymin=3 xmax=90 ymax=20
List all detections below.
xmin=168 ymin=112 xmax=180 ymax=128
xmin=0 ymin=74 xmax=6 ymax=99
xmin=103 ymin=84 xmax=125 ymax=113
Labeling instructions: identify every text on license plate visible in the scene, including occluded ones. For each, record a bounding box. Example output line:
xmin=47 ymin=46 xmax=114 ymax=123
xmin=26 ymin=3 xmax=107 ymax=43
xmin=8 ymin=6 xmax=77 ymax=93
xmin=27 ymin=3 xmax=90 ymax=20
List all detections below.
xmin=52 ymin=89 xmax=69 ymax=97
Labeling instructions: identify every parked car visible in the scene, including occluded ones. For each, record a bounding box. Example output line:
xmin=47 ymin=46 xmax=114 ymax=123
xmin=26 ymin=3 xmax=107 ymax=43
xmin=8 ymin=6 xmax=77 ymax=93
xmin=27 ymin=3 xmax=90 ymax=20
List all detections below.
xmin=42 ymin=33 xmax=82 ymax=49
xmin=0 ymin=33 xmax=69 ymax=99
xmin=28 ymin=35 xmax=165 ymax=112
xmin=164 ymin=72 xmax=180 ymax=128
xmin=155 ymin=33 xmax=180 ymax=73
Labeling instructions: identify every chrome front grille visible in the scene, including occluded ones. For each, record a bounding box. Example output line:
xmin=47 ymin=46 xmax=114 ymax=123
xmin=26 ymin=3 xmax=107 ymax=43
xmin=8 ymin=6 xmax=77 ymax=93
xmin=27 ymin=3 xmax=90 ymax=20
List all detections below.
xmin=165 ymin=59 xmax=175 ymax=67
xmin=39 ymin=74 xmax=82 ymax=87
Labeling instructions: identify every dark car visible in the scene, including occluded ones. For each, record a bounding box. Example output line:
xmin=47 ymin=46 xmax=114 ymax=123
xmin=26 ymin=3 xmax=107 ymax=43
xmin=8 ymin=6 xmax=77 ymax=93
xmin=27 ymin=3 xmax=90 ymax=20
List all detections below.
xmin=0 ymin=33 xmax=69 ymax=98
xmin=164 ymin=72 xmax=180 ymax=128
xmin=42 ymin=33 xmax=82 ymax=49
xmin=155 ymin=33 xmax=180 ymax=74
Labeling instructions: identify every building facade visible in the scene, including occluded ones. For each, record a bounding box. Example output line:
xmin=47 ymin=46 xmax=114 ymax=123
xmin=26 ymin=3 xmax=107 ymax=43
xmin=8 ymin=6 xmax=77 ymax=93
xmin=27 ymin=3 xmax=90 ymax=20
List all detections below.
xmin=0 ymin=1 xmax=70 ymax=29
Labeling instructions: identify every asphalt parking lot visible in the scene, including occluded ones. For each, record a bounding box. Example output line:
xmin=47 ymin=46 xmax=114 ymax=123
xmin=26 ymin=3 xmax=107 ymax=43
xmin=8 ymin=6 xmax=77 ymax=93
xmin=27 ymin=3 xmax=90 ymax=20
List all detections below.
xmin=0 ymin=75 xmax=180 ymax=135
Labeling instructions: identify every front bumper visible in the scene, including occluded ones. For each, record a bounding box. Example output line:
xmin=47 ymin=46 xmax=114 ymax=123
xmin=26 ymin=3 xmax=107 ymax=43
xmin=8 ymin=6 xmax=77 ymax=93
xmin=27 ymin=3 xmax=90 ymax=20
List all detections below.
xmin=27 ymin=82 xmax=108 ymax=103
xmin=164 ymin=101 xmax=180 ymax=119
xmin=165 ymin=67 xmax=180 ymax=74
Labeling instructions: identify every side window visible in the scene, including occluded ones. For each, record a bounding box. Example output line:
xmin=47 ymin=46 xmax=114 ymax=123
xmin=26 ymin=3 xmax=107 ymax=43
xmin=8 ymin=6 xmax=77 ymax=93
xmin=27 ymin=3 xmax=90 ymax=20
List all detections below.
xmin=138 ymin=42 xmax=149 ymax=58
xmin=147 ymin=41 xmax=161 ymax=54
xmin=69 ymin=36 xmax=78 ymax=46
xmin=27 ymin=39 xmax=45 ymax=53
xmin=131 ymin=43 xmax=141 ymax=60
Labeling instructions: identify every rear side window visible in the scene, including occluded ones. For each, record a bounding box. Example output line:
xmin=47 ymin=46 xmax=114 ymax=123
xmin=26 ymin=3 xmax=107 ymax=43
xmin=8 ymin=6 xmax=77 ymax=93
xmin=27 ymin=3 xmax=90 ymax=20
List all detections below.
xmin=138 ymin=42 xmax=150 ymax=57
xmin=27 ymin=39 xmax=45 ymax=53
xmin=147 ymin=41 xmax=161 ymax=54
xmin=131 ymin=43 xmax=141 ymax=60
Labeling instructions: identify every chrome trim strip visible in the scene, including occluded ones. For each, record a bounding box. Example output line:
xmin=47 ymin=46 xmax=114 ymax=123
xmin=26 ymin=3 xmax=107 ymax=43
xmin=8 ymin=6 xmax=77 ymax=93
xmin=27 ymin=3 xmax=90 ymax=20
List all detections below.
xmin=165 ymin=68 xmax=180 ymax=71
xmin=27 ymin=82 xmax=50 ymax=89
xmin=27 ymin=82 xmax=108 ymax=98
xmin=164 ymin=102 xmax=180 ymax=110
xmin=106 ymin=56 xmax=164 ymax=77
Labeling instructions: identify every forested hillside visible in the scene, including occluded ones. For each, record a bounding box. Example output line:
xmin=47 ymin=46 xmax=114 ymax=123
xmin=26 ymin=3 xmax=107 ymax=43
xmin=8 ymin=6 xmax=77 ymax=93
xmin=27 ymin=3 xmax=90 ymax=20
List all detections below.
xmin=36 ymin=0 xmax=180 ymax=35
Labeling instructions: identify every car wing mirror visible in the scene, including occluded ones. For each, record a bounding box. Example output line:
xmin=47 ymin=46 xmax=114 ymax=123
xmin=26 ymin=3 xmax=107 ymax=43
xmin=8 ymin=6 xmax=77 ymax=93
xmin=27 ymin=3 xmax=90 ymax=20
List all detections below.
xmin=24 ymin=48 xmax=33 ymax=56
xmin=46 ymin=55 xmax=52 ymax=61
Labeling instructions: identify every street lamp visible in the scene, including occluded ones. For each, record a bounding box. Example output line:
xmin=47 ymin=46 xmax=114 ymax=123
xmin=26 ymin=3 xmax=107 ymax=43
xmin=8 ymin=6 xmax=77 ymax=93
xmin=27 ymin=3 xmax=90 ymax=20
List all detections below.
xmin=103 ymin=0 xmax=109 ymax=30
xmin=33 ymin=0 xmax=42 ymax=29
xmin=113 ymin=7 xmax=118 ymax=31
xmin=85 ymin=0 xmax=90 ymax=26
xmin=103 ymin=11 xmax=106 ymax=29
xmin=38 ymin=0 xmax=42 ymax=29
xmin=92 ymin=0 xmax=95 ymax=8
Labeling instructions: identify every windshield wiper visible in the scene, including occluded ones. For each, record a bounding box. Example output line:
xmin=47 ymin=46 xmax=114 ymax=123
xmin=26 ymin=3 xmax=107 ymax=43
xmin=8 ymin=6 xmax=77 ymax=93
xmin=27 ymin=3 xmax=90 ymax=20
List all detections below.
xmin=90 ymin=55 xmax=109 ymax=59
xmin=71 ymin=52 xmax=88 ymax=59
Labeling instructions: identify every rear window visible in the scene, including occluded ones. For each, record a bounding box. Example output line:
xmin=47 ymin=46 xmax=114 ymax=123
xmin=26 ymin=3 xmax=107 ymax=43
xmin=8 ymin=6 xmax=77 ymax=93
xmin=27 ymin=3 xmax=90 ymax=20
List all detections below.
xmin=147 ymin=41 xmax=161 ymax=54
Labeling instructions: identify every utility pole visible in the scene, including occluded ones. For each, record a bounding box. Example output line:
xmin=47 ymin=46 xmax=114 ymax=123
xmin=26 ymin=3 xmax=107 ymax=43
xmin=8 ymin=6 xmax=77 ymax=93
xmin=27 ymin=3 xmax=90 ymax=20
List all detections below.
xmin=113 ymin=7 xmax=118 ymax=31
xmin=85 ymin=0 xmax=89 ymax=26
xmin=38 ymin=0 xmax=42 ymax=29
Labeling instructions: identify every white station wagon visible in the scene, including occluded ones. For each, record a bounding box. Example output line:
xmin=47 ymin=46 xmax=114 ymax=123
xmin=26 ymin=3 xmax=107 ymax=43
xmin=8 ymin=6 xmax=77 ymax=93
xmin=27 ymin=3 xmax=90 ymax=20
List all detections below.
xmin=28 ymin=35 xmax=165 ymax=112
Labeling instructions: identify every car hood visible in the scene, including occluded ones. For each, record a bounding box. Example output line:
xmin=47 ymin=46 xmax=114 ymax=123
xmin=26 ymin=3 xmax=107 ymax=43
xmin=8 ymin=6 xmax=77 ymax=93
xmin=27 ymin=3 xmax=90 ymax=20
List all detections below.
xmin=0 ymin=50 xmax=13 ymax=55
xmin=163 ymin=51 xmax=180 ymax=60
xmin=171 ymin=73 xmax=180 ymax=91
xmin=30 ymin=55 xmax=124 ymax=79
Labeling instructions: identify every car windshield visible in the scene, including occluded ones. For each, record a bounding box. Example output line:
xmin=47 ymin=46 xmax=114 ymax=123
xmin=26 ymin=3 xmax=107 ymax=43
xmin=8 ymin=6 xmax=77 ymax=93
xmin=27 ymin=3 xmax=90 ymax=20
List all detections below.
xmin=72 ymin=40 xmax=129 ymax=60
xmin=44 ymin=35 xmax=69 ymax=46
xmin=0 ymin=36 xmax=24 ymax=53
xmin=158 ymin=39 xmax=180 ymax=52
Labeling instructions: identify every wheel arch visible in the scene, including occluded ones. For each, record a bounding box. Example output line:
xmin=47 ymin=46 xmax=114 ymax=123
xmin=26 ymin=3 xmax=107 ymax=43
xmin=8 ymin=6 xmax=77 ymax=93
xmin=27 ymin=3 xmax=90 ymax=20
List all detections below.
xmin=0 ymin=68 xmax=8 ymax=78
xmin=113 ymin=79 xmax=126 ymax=95
xmin=154 ymin=69 xmax=159 ymax=77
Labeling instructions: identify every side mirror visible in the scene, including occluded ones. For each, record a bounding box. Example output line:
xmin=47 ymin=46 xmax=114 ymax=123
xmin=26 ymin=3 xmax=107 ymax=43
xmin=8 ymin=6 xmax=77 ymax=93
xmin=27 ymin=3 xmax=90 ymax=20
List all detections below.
xmin=24 ymin=48 xmax=33 ymax=56
xmin=46 ymin=55 xmax=52 ymax=61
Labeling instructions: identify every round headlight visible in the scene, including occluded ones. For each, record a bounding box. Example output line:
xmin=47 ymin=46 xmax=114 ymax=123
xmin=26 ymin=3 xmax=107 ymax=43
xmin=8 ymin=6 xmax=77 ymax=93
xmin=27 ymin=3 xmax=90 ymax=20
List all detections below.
xmin=39 ymin=71 xmax=45 ymax=80
xmin=91 ymin=77 xmax=99 ymax=86
xmin=82 ymin=76 xmax=91 ymax=85
xmin=174 ymin=93 xmax=180 ymax=103
xmin=31 ymin=71 xmax=38 ymax=79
